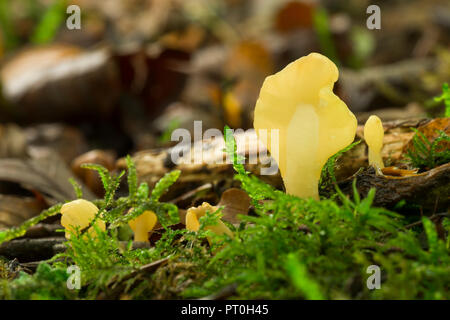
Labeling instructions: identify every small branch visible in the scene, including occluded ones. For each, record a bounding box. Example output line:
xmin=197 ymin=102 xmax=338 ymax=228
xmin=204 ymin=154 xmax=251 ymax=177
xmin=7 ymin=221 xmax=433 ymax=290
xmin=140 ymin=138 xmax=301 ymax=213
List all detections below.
xmin=404 ymin=212 xmax=449 ymax=229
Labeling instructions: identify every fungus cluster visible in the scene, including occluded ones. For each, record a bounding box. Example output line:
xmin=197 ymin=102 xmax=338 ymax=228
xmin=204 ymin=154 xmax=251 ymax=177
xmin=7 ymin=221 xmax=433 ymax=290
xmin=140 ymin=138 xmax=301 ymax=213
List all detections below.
xmin=61 ymin=54 xmax=386 ymax=243
xmin=253 ymin=52 xmax=357 ymax=199
xmin=60 ymin=199 xmax=232 ymax=243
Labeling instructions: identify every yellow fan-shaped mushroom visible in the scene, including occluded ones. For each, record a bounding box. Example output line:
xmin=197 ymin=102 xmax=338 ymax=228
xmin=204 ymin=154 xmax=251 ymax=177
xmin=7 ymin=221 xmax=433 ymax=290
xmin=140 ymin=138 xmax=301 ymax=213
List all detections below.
xmin=254 ymin=52 xmax=357 ymax=199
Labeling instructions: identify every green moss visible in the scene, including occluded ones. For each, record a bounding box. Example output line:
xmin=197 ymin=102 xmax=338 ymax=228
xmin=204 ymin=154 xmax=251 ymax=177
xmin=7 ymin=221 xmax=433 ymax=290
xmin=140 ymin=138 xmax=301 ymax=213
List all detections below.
xmin=1 ymin=263 xmax=76 ymax=300
xmin=0 ymin=130 xmax=448 ymax=300
xmin=434 ymin=83 xmax=450 ymax=117
xmin=0 ymin=204 xmax=62 ymax=245
xmin=405 ymin=128 xmax=450 ymax=171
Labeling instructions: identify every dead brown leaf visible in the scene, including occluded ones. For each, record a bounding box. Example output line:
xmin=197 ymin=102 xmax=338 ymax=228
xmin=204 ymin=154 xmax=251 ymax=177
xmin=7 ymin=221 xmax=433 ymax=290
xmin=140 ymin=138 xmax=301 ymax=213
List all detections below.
xmin=0 ymin=152 xmax=95 ymax=204
xmin=403 ymin=117 xmax=450 ymax=156
xmin=217 ymin=188 xmax=251 ymax=224
xmin=381 ymin=167 xmax=419 ymax=177
xmin=0 ymin=195 xmax=46 ymax=229
xmin=71 ymin=149 xmax=116 ymax=197
xmin=275 ymin=1 xmax=315 ymax=33
xmin=25 ymin=123 xmax=88 ymax=165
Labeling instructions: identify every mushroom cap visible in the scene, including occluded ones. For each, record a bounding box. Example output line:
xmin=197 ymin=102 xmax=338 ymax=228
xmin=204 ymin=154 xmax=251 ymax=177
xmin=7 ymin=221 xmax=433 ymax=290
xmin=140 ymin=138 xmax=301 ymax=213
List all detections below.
xmin=186 ymin=202 xmax=213 ymax=232
xmin=128 ymin=210 xmax=158 ymax=232
xmin=364 ymin=115 xmax=384 ymax=152
xmin=60 ymin=199 xmax=105 ymax=238
xmin=185 ymin=202 xmax=233 ymax=238
xmin=254 ymin=52 xmax=357 ymax=198
xmin=185 ymin=210 xmax=200 ymax=232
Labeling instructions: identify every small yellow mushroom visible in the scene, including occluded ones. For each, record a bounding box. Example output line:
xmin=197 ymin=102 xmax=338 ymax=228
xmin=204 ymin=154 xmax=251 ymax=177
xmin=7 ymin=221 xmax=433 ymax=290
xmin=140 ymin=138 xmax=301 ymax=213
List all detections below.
xmin=254 ymin=52 xmax=357 ymax=199
xmin=128 ymin=210 xmax=157 ymax=242
xmin=364 ymin=115 xmax=385 ymax=170
xmin=60 ymin=199 xmax=106 ymax=239
xmin=185 ymin=202 xmax=233 ymax=243
xmin=223 ymin=90 xmax=242 ymax=128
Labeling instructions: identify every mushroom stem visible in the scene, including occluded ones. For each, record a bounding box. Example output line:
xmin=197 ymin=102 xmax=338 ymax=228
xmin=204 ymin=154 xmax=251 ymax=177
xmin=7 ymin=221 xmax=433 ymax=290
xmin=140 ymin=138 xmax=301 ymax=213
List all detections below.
xmin=284 ymin=104 xmax=321 ymax=199
xmin=134 ymin=224 xmax=150 ymax=242
xmin=368 ymin=149 xmax=384 ymax=170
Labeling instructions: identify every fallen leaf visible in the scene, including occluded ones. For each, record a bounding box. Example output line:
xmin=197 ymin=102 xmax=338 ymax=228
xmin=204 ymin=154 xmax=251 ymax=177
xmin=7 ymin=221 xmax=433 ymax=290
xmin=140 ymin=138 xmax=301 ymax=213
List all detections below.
xmin=71 ymin=149 xmax=116 ymax=197
xmin=25 ymin=123 xmax=88 ymax=165
xmin=275 ymin=1 xmax=315 ymax=33
xmin=0 ymin=195 xmax=46 ymax=229
xmin=160 ymin=25 xmax=205 ymax=52
xmin=403 ymin=117 xmax=450 ymax=155
xmin=381 ymin=166 xmax=419 ymax=177
xmin=225 ymin=40 xmax=274 ymax=79
xmin=0 ymin=123 xmax=27 ymax=158
xmin=218 ymin=188 xmax=251 ymax=224
xmin=0 ymin=152 xmax=95 ymax=204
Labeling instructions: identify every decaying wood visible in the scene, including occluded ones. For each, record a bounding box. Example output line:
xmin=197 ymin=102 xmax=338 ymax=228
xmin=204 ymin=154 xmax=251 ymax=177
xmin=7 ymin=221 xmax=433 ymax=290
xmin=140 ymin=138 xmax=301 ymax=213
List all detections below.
xmin=20 ymin=223 xmax=63 ymax=239
xmin=0 ymin=238 xmax=152 ymax=262
xmin=335 ymin=118 xmax=430 ymax=180
xmin=169 ymin=183 xmax=214 ymax=208
xmin=355 ymin=103 xmax=426 ymax=124
xmin=117 ymin=130 xmax=284 ymax=200
xmin=404 ymin=212 xmax=449 ymax=230
xmin=198 ymin=283 xmax=238 ymax=300
xmin=339 ymin=58 xmax=437 ymax=111
xmin=98 ymin=257 xmax=170 ymax=300
xmin=121 ymin=119 xmax=430 ymax=189
xmin=53 ymin=240 xmax=151 ymax=256
xmin=338 ymin=163 xmax=450 ymax=212
xmin=149 ymin=223 xmax=185 ymax=246
xmin=0 ymin=237 xmax=65 ymax=262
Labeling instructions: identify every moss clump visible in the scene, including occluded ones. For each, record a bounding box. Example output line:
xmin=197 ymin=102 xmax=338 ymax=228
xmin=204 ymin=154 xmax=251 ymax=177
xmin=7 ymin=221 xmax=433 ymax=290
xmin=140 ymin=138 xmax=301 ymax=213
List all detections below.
xmin=0 ymin=263 xmax=76 ymax=300
xmin=405 ymin=129 xmax=450 ymax=171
